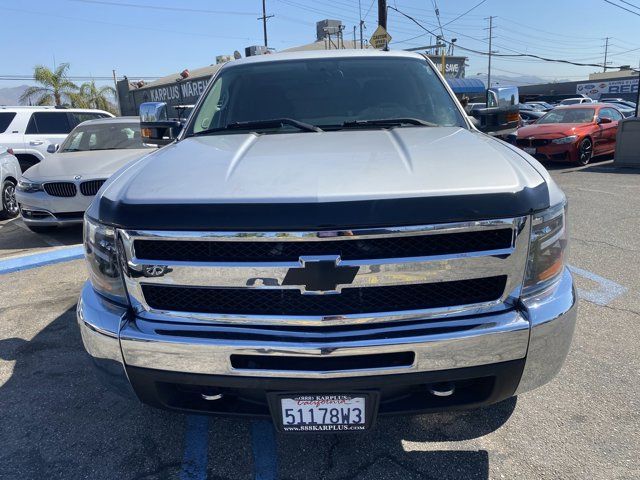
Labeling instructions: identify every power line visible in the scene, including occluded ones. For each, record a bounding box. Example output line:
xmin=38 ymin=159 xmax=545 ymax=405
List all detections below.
xmin=603 ymin=0 xmax=640 ymax=16
xmin=617 ymin=0 xmax=640 ymax=9
xmin=441 ymin=0 xmax=487 ymax=27
xmin=69 ymin=0 xmax=258 ymax=15
xmin=387 ymin=5 xmax=639 ymax=71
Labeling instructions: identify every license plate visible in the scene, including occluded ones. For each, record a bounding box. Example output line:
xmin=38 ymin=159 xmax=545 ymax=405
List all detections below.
xmin=523 ymin=147 xmax=536 ymax=154
xmin=279 ymin=394 xmax=367 ymax=432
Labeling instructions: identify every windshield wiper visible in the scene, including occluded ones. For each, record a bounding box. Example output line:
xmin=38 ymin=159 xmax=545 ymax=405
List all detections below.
xmin=191 ymin=118 xmax=322 ymax=136
xmin=341 ymin=118 xmax=437 ymax=128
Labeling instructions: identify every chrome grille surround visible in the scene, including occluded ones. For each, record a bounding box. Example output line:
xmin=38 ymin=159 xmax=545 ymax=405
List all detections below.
xmin=118 ymin=217 xmax=530 ymax=328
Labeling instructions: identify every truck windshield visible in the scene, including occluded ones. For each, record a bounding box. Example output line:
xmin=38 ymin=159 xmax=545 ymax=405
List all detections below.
xmin=187 ymin=56 xmax=466 ymax=136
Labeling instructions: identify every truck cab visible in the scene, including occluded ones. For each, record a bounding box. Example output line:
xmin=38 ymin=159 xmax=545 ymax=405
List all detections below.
xmin=77 ymin=50 xmax=576 ymax=433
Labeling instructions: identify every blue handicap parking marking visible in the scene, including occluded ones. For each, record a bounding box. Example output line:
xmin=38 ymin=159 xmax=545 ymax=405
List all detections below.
xmin=251 ymin=420 xmax=278 ymax=480
xmin=568 ymin=265 xmax=627 ymax=306
xmin=0 ymin=245 xmax=84 ymax=275
xmin=180 ymin=415 xmax=210 ymax=480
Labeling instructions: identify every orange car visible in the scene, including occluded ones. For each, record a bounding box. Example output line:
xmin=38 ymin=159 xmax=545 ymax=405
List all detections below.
xmin=515 ymin=104 xmax=624 ymax=165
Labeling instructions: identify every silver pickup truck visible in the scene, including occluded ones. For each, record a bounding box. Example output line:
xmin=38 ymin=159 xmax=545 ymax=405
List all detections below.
xmin=77 ymin=50 xmax=576 ymax=433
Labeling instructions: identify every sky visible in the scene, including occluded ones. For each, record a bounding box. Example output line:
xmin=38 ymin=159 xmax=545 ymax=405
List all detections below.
xmin=2 ymin=0 xmax=640 ymax=89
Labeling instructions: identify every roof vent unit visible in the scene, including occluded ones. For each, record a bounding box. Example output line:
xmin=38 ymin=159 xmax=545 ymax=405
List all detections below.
xmin=245 ymin=45 xmax=269 ymax=57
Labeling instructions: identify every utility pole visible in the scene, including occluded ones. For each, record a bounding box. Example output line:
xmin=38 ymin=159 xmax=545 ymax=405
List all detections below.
xmin=258 ymin=0 xmax=274 ymax=48
xmin=378 ymin=0 xmax=387 ymax=29
xmin=635 ymin=59 xmax=639 ymax=117
xmin=603 ymin=37 xmax=611 ymax=72
xmin=353 ymin=25 xmax=356 ymax=47
xmin=487 ymin=16 xmax=494 ymax=89
xmin=358 ymin=0 xmax=364 ymax=49
xmin=112 ymin=69 xmax=121 ymax=116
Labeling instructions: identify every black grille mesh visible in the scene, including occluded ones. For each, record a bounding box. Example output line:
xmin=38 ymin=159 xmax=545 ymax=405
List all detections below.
xmin=142 ymin=276 xmax=507 ymax=316
xmin=134 ymin=229 xmax=513 ymax=262
xmin=80 ymin=179 xmax=106 ymax=196
xmin=44 ymin=182 xmax=77 ymax=197
xmin=516 ymin=138 xmax=551 ymax=148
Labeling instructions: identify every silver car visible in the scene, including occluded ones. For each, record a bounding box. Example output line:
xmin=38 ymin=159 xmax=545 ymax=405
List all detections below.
xmin=15 ymin=117 xmax=153 ymax=232
xmin=0 ymin=146 xmax=21 ymax=219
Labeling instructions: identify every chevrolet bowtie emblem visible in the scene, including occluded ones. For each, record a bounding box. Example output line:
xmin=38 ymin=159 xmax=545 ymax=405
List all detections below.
xmin=282 ymin=256 xmax=359 ymax=293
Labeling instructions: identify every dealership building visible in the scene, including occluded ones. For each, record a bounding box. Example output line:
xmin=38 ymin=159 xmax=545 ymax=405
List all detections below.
xmin=519 ymin=68 xmax=639 ymax=103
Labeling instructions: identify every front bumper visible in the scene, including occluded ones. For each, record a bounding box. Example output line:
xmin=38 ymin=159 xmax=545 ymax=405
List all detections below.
xmin=77 ymin=268 xmax=577 ymax=414
xmin=516 ymin=142 xmax=578 ymax=163
xmin=15 ymin=189 xmax=91 ymax=226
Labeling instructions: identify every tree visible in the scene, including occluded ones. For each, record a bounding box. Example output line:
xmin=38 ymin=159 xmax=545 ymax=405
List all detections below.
xmin=78 ymin=80 xmax=116 ymax=113
xmin=19 ymin=63 xmax=78 ymax=106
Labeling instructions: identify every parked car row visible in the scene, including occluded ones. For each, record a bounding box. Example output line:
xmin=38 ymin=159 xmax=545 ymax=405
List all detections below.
xmin=0 ymin=110 xmax=152 ymax=231
xmin=0 ymin=106 xmax=113 ymax=172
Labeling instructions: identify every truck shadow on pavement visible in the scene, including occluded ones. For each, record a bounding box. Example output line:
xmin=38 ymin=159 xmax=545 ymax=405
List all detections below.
xmin=0 ymin=305 xmax=515 ymax=479
xmin=0 ymin=219 xmax=83 ymax=257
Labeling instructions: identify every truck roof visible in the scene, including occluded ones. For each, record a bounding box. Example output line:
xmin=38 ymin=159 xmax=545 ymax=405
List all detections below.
xmin=224 ymin=49 xmax=427 ymax=67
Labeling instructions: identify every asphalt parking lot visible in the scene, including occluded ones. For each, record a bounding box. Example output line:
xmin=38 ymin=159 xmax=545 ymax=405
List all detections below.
xmin=0 ymin=159 xmax=638 ymax=480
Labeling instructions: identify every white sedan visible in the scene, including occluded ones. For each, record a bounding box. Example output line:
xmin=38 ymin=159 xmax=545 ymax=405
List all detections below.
xmin=15 ymin=117 xmax=153 ymax=232
xmin=0 ymin=146 xmax=21 ymax=219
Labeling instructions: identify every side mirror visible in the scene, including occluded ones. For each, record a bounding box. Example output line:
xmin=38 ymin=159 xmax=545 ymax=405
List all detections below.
xmin=139 ymin=102 xmax=182 ymax=146
xmin=597 ymin=117 xmax=612 ymax=125
xmin=46 ymin=144 xmax=59 ymax=154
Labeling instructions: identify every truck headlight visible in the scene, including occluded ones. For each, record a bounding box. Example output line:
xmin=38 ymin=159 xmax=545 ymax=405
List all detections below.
xmin=84 ymin=215 xmax=128 ymax=304
xmin=551 ymin=135 xmax=578 ymax=144
xmin=17 ymin=179 xmax=44 ymax=192
xmin=523 ymin=203 xmax=568 ymax=295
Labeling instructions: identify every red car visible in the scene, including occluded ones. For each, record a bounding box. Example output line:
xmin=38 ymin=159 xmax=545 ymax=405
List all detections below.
xmin=515 ymin=104 xmax=623 ymax=165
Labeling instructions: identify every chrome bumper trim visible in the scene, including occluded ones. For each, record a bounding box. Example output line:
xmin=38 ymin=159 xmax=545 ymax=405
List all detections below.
xmin=515 ymin=268 xmax=577 ymax=394
xmin=78 ymin=267 xmax=576 ymax=387
xmin=76 ymin=283 xmax=135 ymax=398
xmin=118 ymin=311 xmax=530 ymax=378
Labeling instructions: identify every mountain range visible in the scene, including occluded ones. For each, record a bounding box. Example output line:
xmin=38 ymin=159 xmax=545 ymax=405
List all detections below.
xmin=0 ymin=85 xmax=29 ymax=106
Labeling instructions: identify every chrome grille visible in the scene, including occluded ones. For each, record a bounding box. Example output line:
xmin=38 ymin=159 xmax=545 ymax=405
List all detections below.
xmin=43 ymin=182 xmax=77 ymax=197
xmin=80 ymin=179 xmax=106 ymax=196
xmin=133 ymin=228 xmax=514 ymax=262
xmin=142 ymin=276 xmax=507 ymax=316
xmin=119 ymin=217 xmax=530 ymax=327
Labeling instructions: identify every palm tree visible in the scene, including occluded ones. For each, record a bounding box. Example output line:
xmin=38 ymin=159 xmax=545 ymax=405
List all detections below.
xmin=19 ymin=63 xmax=78 ymax=106
xmin=78 ymin=80 xmax=116 ymax=113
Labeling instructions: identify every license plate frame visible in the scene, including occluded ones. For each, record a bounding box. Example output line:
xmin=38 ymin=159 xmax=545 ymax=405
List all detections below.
xmin=267 ymin=391 xmax=379 ymax=433
xmin=523 ymin=147 xmax=536 ymax=154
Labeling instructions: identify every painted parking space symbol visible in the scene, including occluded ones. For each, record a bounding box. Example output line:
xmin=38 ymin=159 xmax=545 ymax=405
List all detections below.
xmin=180 ymin=415 xmax=210 ymax=480
xmin=568 ymin=265 xmax=627 ymax=306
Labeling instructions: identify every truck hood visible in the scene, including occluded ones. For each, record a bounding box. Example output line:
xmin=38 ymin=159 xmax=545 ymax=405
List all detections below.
xmin=23 ymin=149 xmax=152 ymax=181
xmin=95 ymin=127 xmax=551 ymax=230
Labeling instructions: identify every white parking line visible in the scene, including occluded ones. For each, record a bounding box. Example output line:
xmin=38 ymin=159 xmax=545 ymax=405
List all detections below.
xmin=568 ymin=265 xmax=627 ymax=306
